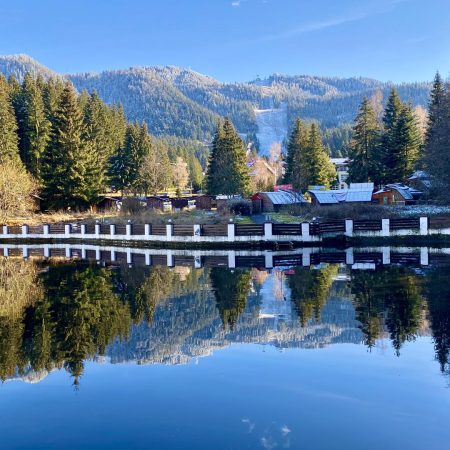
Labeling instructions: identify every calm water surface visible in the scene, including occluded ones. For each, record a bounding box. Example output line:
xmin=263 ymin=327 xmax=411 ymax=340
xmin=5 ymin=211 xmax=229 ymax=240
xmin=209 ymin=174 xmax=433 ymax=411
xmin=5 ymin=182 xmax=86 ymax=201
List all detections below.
xmin=0 ymin=250 xmax=449 ymax=450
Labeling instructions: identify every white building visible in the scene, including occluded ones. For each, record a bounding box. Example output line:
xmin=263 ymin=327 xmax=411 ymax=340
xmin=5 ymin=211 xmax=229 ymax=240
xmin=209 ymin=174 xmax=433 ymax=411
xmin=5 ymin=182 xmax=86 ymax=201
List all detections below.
xmin=330 ymin=158 xmax=350 ymax=189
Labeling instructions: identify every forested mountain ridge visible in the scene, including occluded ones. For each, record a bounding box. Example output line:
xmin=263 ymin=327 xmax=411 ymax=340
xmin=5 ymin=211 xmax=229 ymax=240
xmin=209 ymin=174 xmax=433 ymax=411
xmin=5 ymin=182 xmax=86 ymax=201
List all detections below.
xmin=0 ymin=54 xmax=431 ymax=141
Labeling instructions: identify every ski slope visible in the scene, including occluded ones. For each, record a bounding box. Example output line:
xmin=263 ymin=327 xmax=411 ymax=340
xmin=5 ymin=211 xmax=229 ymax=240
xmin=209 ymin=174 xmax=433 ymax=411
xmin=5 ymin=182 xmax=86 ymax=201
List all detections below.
xmin=254 ymin=102 xmax=288 ymax=156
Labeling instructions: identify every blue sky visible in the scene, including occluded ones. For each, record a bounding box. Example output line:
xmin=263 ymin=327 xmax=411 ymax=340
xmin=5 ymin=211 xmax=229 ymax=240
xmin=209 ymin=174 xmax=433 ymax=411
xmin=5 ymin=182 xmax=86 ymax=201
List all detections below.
xmin=0 ymin=0 xmax=448 ymax=82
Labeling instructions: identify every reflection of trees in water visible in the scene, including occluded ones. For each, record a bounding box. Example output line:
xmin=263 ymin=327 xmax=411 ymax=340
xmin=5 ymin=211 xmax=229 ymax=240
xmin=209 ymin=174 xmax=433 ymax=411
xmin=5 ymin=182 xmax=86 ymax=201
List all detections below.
xmin=0 ymin=262 xmax=208 ymax=385
xmin=351 ymin=267 xmax=424 ymax=355
xmin=287 ymin=265 xmax=338 ymax=327
xmin=210 ymin=268 xmax=252 ymax=330
xmin=424 ymin=267 xmax=450 ymax=376
xmin=0 ymin=258 xmax=42 ymax=380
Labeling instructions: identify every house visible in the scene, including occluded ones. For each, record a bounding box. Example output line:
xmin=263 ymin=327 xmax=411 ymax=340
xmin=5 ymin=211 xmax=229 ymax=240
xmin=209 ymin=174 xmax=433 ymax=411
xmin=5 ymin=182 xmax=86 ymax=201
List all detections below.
xmin=372 ymin=184 xmax=422 ymax=205
xmin=330 ymin=158 xmax=350 ymax=189
xmin=308 ymin=183 xmax=374 ymax=206
xmin=408 ymin=171 xmax=432 ymax=194
xmin=251 ymin=191 xmax=307 ymax=213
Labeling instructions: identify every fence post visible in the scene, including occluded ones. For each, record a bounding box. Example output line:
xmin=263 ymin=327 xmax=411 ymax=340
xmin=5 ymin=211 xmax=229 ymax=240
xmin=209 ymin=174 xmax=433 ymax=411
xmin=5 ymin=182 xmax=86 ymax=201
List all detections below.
xmin=96 ymin=248 xmax=101 ymax=261
xmin=95 ymin=222 xmax=101 ymax=237
xmin=64 ymin=224 xmax=71 ymax=237
xmin=420 ymin=217 xmax=428 ymax=236
xmin=144 ymin=224 xmax=151 ymax=237
xmin=345 ymin=219 xmax=353 ymax=237
xmin=381 ymin=219 xmax=390 ymax=237
xmin=302 ymin=248 xmax=311 ymax=266
xmin=345 ymin=248 xmax=354 ymax=265
xmin=23 ymin=246 xmax=29 ymax=259
xmin=167 ymin=250 xmax=174 ymax=267
xmin=420 ymin=247 xmax=429 ymax=266
xmin=43 ymin=224 xmax=50 ymax=237
xmin=65 ymin=245 xmax=71 ymax=259
xmin=80 ymin=224 xmax=86 ymax=237
xmin=193 ymin=251 xmax=202 ymax=268
xmin=145 ymin=252 xmax=152 ymax=266
xmin=111 ymin=249 xmax=116 ymax=262
xmin=193 ymin=224 xmax=201 ymax=241
xmin=228 ymin=251 xmax=236 ymax=269
xmin=22 ymin=225 xmax=29 ymax=236
xmin=382 ymin=247 xmax=391 ymax=265
xmin=301 ymin=222 xmax=310 ymax=241
xmin=127 ymin=249 xmax=132 ymax=265
xmin=264 ymin=222 xmax=273 ymax=241
xmin=110 ymin=224 xmax=116 ymax=237
xmin=166 ymin=222 xmax=174 ymax=239
xmin=126 ymin=222 xmax=132 ymax=237
xmin=2 ymin=225 xmax=7 ymax=236
xmin=227 ymin=221 xmax=235 ymax=242
xmin=4 ymin=247 xmax=9 ymax=257
xmin=265 ymin=252 xmax=274 ymax=269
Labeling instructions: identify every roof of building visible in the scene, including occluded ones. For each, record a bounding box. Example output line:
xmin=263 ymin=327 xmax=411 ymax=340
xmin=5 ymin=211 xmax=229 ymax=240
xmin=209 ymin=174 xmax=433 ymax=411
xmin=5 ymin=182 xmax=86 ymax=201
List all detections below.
xmin=409 ymin=170 xmax=429 ymax=180
xmin=373 ymin=184 xmax=422 ymax=200
xmin=257 ymin=190 xmax=307 ymax=205
xmin=308 ymin=183 xmax=374 ymax=204
xmin=330 ymin=158 xmax=350 ymax=166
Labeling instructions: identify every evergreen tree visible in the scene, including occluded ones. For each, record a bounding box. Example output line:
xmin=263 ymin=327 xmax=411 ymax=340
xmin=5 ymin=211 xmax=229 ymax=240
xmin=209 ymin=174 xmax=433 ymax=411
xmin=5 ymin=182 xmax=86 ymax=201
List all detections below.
xmin=206 ymin=118 xmax=251 ymax=196
xmin=0 ymin=75 xmax=20 ymax=164
xmin=424 ymin=73 xmax=450 ymax=196
xmin=42 ymin=82 xmax=100 ymax=209
xmin=110 ymin=122 xmax=145 ymax=193
xmin=348 ymin=97 xmax=381 ymax=183
xmin=284 ymin=118 xmax=309 ymax=189
xmin=305 ymin=123 xmax=336 ymax=189
xmin=395 ymin=103 xmax=422 ymax=181
xmin=17 ymin=73 xmax=51 ymax=180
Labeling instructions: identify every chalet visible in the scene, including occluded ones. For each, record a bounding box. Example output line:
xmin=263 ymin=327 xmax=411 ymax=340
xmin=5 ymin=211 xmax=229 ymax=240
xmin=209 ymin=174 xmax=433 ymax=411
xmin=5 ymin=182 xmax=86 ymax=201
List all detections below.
xmin=251 ymin=191 xmax=307 ymax=213
xmin=372 ymin=184 xmax=422 ymax=205
xmin=330 ymin=158 xmax=350 ymax=189
xmin=308 ymin=183 xmax=374 ymax=206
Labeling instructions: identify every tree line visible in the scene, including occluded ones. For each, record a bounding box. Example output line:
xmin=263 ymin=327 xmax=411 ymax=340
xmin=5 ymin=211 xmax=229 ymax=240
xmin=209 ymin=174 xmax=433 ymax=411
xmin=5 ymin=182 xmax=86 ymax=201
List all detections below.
xmin=0 ymin=73 xmax=204 ymax=212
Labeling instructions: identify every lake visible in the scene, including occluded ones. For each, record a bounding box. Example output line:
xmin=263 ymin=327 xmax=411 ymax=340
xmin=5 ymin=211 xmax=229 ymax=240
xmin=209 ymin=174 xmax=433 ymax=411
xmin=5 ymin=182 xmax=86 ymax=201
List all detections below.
xmin=0 ymin=246 xmax=449 ymax=450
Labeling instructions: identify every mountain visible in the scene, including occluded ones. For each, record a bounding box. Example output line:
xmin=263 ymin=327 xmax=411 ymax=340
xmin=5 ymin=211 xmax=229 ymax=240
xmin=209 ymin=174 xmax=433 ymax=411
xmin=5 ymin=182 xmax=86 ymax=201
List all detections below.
xmin=0 ymin=54 xmax=431 ymax=148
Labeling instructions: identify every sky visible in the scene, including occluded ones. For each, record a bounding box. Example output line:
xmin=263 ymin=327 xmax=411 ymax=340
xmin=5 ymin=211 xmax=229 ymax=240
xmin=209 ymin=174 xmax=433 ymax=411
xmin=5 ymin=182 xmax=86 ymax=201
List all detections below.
xmin=0 ymin=0 xmax=449 ymax=82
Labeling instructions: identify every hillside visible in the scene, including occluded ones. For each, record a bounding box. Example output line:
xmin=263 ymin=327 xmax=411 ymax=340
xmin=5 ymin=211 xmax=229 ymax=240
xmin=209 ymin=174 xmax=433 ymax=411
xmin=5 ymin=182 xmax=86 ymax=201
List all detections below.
xmin=0 ymin=54 xmax=431 ymax=146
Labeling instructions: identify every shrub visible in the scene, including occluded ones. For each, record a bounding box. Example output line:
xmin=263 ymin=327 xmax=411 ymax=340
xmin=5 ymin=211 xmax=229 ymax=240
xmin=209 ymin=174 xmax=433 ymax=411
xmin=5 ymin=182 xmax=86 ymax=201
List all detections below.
xmin=0 ymin=161 xmax=37 ymax=221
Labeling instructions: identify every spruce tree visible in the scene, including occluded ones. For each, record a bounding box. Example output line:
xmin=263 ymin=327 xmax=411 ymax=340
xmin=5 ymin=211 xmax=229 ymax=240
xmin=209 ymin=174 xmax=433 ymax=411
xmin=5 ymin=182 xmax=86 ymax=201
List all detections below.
xmin=305 ymin=124 xmax=337 ymax=189
xmin=348 ymin=97 xmax=381 ymax=183
xmin=42 ymin=82 xmax=100 ymax=209
xmin=109 ymin=122 xmax=143 ymax=193
xmin=425 ymin=72 xmax=447 ymax=173
xmin=18 ymin=73 xmax=51 ymax=180
xmin=0 ymin=75 xmax=20 ymax=164
xmin=206 ymin=118 xmax=251 ymax=196
xmin=395 ymin=104 xmax=422 ymax=182
xmin=284 ymin=118 xmax=309 ymax=189
xmin=381 ymin=89 xmax=404 ymax=183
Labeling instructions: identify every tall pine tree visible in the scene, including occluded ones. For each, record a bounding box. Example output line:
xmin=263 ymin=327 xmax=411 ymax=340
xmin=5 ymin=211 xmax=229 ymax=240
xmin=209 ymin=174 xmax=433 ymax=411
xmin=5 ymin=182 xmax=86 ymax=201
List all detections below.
xmin=305 ymin=123 xmax=336 ymax=189
xmin=284 ymin=118 xmax=309 ymax=189
xmin=0 ymin=75 xmax=20 ymax=164
xmin=348 ymin=97 xmax=381 ymax=184
xmin=17 ymin=73 xmax=51 ymax=180
xmin=42 ymin=82 xmax=101 ymax=209
xmin=206 ymin=118 xmax=251 ymax=196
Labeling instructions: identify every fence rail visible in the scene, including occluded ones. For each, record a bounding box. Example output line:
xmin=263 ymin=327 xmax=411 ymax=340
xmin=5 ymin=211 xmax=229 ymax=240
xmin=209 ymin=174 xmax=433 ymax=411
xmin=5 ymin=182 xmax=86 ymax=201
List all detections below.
xmin=0 ymin=216 xmax=433 ymax=244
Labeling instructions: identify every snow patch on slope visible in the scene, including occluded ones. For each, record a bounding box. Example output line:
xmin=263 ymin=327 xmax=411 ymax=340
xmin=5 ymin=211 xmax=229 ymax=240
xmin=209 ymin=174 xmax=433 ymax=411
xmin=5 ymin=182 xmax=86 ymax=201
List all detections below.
xmin=255 ymin=103 xmax=288 ymax=156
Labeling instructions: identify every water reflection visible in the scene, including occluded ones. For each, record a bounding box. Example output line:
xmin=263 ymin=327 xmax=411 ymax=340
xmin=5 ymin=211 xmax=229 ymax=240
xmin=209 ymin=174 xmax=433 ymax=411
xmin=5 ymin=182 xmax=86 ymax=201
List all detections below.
xmin=1 ymin=255 xmax=450 ymax=386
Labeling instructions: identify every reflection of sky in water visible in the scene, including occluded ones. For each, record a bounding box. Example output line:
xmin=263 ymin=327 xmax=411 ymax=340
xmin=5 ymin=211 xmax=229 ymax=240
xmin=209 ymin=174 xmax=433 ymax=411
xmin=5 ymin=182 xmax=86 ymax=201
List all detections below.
xmin=1 ymin=266 xmax=450 ymax=450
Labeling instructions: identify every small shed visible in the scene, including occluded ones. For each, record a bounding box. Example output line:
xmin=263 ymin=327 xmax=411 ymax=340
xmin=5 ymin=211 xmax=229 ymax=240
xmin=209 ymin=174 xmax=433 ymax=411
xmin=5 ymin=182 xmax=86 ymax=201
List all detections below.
xmin=171 ymin=197 xmax=196 ymax=211
xmin=147 ymin=196 xmax=172 ymax=211
xmin=372 ymin=184 xmax=422 ymax=205
xmin=251 ymin=191 xmax=307 ymax=213
xmin=308 ymin=183 xmax=374 ymax=206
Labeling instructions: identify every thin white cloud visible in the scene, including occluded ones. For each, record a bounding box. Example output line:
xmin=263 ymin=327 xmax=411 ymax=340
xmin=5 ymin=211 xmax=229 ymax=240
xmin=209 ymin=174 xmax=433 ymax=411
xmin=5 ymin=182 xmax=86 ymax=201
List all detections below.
xmin=247 ymin=0 xmax=410 ymax=44
xmin=231 ymin=1 xmax=241 ymax=6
